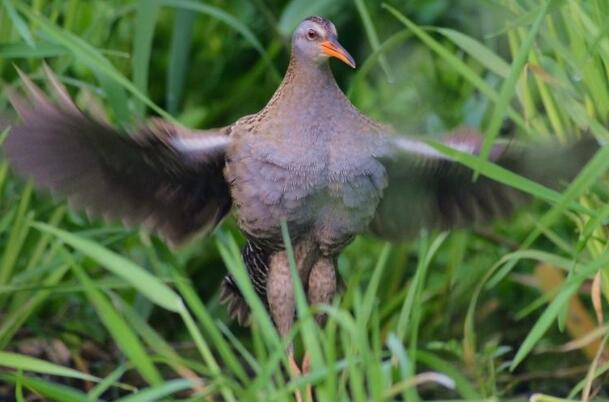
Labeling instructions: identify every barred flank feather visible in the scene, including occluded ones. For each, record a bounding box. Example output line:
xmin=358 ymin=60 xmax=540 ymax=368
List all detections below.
xmin=220 ymin=241 xmax=271 ymax=326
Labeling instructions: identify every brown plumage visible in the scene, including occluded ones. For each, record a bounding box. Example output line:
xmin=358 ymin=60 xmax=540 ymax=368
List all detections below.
xmin=2 ymin=16 xmax=599 ymax=378
xmin=5 ymin=65 xmax=231 ymax=246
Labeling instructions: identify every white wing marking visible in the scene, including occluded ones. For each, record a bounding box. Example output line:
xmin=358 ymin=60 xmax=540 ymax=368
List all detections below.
xmin=170 ymin=134 xmax=231 ymax=155
xmin=394 ymin=137 xmax=478 ymax=160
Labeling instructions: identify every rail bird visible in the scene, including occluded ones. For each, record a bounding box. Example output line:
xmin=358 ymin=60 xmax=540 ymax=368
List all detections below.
xmin=3 ymin=16 xmax=598 ymax=384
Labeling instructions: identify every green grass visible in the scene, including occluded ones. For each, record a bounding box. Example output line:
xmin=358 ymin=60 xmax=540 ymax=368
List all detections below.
xmin=0 ymin=0 xmax=608 ymax=401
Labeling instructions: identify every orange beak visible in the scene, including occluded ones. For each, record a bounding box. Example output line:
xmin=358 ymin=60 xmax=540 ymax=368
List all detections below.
xmin=320 ymin=39 xmax=356 ymax=68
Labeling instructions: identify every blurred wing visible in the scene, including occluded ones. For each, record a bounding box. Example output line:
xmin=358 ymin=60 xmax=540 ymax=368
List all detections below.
xmin=4 ymin=68 xmax=232 ymax=245
xmin=370 ymin=128 xmax=599 ymax=240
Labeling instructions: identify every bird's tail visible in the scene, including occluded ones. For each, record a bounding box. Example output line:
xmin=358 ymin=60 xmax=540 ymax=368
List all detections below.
xmin=219 ymin=276 xmax=253 ymax=326
xmin=219 ymin=241 xmax=271 ymax=326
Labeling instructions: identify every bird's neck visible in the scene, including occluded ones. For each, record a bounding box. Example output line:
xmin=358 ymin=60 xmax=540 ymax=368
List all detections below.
xmin=284 ymin=53 xmax=335 ymax=90
xmin=263 ymin=53 xmax=349 ymax=116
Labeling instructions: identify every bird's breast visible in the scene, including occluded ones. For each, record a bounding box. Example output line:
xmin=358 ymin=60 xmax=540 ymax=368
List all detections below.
xmin=225 ymin=121 xmax=389 ymax=252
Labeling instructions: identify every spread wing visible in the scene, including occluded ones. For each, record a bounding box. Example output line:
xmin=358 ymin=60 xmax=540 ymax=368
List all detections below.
xmin=370 ymin=128 xmax=599 ymax=241
xmin=3 ymin=67 xmax=232 ymax=245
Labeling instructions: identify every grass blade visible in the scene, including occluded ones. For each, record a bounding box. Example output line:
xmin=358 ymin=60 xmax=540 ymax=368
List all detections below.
xmin=0 ymin=352 xmax=99 ymax=382
xmin=0 ymin=183 xmax=32 ymax=286
xmin=0 ymin=43 xmax=68 ymax=59
xmin=426 ymin=140 xmax=594 ymax=216
xmin=160 ymin=0 xmax=280 ymax=81
xmin=433 ymin=27 xmax=510 ymax=78
xmin=173 ymin=272 xmax=249 ymax=382
xmin=17 ymin=5 xmax=172 ymax=121
xmin=87 ymin=365 xmax=129 ymax=401
xmin=280 ymin=220 xmax=323 ymax=371
xmin=382 ymin=3 xmax=532 ymax=136
xmin=133 ymin=0 xmax=161 ymax=115
xmin=416 ymin=351 xmax=481 ymax=400
xmin=115 ymin=379 xmax=200 ymax=402
xmin=476 ymin=0 xmax=554 ymax=177
xmin=70 ymin=261 xmax=163 ymax=385
xmin=2 ymin=0 xmax=34 ymax=47
xmin=1 ymin=374 xmax=94 ymax=402
xmin=510 ymin=249 xmax=609 ymax=370
xmin=166 ymin=7 xmax=196 ymax=115
xmin=32 ymin=223 xmax=182 ymax=312
xmin=354 ymin=0 xmax=393 ymax=82
xmin=278 ymin=0 xmax=343 ymax=36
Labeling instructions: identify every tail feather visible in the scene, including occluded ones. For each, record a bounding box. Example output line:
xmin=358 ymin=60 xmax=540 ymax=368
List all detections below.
xmin=219 ymin=281 xmax=253 ymax=326
xmin=219 ymin=241 xmax=271 ymax=327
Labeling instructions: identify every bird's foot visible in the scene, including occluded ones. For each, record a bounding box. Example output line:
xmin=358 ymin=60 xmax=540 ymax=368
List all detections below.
xmin=288 ymin=352 xmax=314 ymax=402
xmin=288 ymin=352 xmax=302 ymax=377
xmin=301 ymin=352 xmax=311 ymax=374
xmin=288 ymin=352 xmax=304 ymax=402
xmin=301 ymin=352 xmax=313 ymax=402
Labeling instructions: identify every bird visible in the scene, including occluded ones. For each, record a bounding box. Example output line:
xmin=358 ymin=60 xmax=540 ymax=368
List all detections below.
xmin=3 ymin=15 xmax=599 ymax=380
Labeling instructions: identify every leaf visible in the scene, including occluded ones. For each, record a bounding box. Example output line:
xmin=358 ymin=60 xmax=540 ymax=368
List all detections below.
xmin=166 ymin=8 xmax=196 ymax=115
xmin=32 ymin=223 xmax=182 ymax=312
xmin=70 ymin=262 xmax=163 ymax=385
xmin=16 ymin=5 xmax=173 ymax=121
xmin=0 ymin=352 xmax=99 ymax=382
xmin=382 ymin=4 xmax=532 ymax=136
xmin=2 ymin=0 xmax=35 ymax=47
xmin=94 ymin=69 xmax=131 ymax=125
xmin=511 ymin=249 xmax=609 ymax=370
xmin=354 ymin=0 xmax=393 ymax=81
xmin=476 ymin=0 xmax=555 ymax=177
xmin=0 ymin=374 xmax=94 ymax=402
xmin=278 ymin=0 xmax=344 ymax=36
xmin=416 ymin=351 xmax=481 ymax=400
xmin=0 ymin=183 xmax=32 ymax=286
xmin=160 ymin=0 xmax=280 ymax=80
xmin=0 ymin=42 xmax=65 ymax=58
xmin=115 ymin=379 xmax=201 ymax=402
xmin=133 ymin=0 xmax=161 ymax=115
xmin=433 ymin=27 xmax=511 ymax=77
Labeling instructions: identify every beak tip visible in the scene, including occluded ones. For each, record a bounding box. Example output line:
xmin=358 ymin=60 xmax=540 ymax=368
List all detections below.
xmin=341 ymin=60 xmax=357 ymax=69
xmin=321 ymin=40 xmax=357 ymax=69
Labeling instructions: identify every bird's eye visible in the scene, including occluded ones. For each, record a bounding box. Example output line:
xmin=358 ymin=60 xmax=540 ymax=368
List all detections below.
xmin=306 ymin=29 xmax=318 ymax=40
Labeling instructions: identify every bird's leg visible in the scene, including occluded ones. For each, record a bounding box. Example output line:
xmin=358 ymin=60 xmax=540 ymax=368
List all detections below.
xmin=266 ymin=252 xmax=300 ymax=371
xmin=267 ymin=247 xmax=320 ymax=402
xmin=302 ymin=257 xmax=336 ymax=375
xmin=307 ymin=257 xmax=336 ymax=325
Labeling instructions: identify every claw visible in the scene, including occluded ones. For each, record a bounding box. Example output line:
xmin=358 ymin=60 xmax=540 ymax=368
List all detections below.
xmin=288 ymin=351 xmax=304 ymax=402
xmin=288 ymin=351 xmax=314 ymax=402
xmin=301 ymin=352 xmax=313 ymax=402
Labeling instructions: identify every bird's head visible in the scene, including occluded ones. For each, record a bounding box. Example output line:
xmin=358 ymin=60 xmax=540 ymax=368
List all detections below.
xmin=292 ymin=16 xmax=356 ymax=69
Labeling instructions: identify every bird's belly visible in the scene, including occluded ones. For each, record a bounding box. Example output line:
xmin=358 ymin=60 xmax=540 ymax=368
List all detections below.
xmin=312 ymin=155 xmax=388 ymax=253
xmin=226 ymin=138 xmax=387 ymax=253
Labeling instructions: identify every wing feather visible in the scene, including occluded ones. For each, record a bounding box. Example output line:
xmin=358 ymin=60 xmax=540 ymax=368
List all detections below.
xmin=4 ymin=68 xmax=233 ymax=245
xmin=371 ymin=128 xmax=598 ymax=240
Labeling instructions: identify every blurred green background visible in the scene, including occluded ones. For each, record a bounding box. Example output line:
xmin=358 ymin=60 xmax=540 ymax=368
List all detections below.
xmin=0 ymin=0 xmax=608 ymax=401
